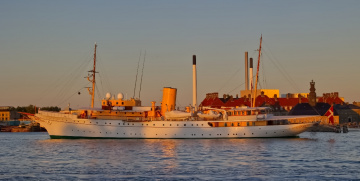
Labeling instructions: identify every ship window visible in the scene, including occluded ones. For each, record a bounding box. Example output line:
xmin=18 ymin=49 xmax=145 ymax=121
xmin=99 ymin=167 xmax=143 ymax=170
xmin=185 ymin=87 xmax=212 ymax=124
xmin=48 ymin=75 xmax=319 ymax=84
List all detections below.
xmin=231 ymin=123 xmax=234 ymax=126
xmin=184 ymin=124 xmax=186 ymax=126
xmin=197 ymin=124 xmax=198 ymax=126
xmin=192 ymin=124 xmax=193 ymax=126
xmin=225 ymin=123 xmax=227 ymax=127
xmin=177 ymin=124 xmax=179 ymax=126
xmin=163 ymin=124 xmax=165 ymax=126
xmin=170 ymin=124 xmax=172 ymax=126
xmin=238 ymin=123 xmax=240 ymax=126
xmin=128 ymin=123 xmax=130 ymax=125
xmin=247 ymin=111 xmax=251 ymax=115
xmin=123 ymin=123 xmax=125 ymax=125
xmin=153 ymin=124 xmax=155 ymax=126
xmin=146 ymin=124 xmax=148 ymax=126
xmin=247 ymin=122 xmax=249 ymax=126
xmin=122 ymin=102 xmax=124 ymax=105
xmin=116 ymin=102 xmax=118 ymax=105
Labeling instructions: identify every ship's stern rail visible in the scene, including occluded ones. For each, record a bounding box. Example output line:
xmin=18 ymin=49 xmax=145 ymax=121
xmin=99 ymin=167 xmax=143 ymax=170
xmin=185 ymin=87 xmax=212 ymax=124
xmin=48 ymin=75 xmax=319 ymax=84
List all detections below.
xmin=273 ymin=116 xmax=322 ymax=124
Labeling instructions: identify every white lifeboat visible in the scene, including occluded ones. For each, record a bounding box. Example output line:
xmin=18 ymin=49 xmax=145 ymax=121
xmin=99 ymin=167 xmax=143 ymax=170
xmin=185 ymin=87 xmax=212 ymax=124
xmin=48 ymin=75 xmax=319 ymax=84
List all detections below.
xmin=197 ymin=111 xmax=221 ymax=120
xmin=165 ymin=111 xmax=191 ymax=119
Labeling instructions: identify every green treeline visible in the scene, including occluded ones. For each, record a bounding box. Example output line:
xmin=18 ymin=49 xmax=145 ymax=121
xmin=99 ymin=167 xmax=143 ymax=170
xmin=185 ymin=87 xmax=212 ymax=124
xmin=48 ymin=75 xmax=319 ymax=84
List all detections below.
xmin=10 ymin=105 xmax=61 ymax=114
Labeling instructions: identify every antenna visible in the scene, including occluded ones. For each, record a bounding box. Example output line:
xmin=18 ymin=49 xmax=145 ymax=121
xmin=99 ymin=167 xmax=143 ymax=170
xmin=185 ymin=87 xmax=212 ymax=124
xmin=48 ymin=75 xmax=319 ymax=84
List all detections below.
xmin=138 ymin=50 xmax=146 ymax=99
xmin=133 ymin=50 xmax=142 ymax=98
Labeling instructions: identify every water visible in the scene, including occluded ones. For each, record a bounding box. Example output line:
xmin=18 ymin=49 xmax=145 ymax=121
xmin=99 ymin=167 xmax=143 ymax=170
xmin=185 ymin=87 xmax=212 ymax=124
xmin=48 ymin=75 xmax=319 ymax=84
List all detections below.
xmin=0 ymin=131 xmax=359 ymax=180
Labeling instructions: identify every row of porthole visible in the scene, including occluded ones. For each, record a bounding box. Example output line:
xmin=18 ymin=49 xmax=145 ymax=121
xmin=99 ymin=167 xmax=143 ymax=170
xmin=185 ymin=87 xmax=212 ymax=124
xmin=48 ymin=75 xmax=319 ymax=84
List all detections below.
xmin=116 ymin=123 xmax=206 ymax=127
xmin=71 ymin=129 xmax=284 ymax=136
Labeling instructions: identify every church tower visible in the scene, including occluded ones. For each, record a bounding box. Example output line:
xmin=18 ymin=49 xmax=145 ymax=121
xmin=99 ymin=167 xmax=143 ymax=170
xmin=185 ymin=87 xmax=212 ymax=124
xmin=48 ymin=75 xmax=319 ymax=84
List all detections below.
xmin=308 ymin=80 xmax=317 ymax=106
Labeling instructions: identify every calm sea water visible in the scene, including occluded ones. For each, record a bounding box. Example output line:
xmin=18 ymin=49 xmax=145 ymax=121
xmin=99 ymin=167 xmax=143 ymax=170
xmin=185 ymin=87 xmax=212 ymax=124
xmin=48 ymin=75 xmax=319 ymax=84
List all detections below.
xmin=0 ymin=131 xmax=359 ymax=180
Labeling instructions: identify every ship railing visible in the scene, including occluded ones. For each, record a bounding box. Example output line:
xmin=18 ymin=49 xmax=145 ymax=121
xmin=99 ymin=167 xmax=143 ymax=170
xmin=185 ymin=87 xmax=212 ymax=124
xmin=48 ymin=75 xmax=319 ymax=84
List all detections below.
xmin=38 ymin=110 xmax=77 ymax=119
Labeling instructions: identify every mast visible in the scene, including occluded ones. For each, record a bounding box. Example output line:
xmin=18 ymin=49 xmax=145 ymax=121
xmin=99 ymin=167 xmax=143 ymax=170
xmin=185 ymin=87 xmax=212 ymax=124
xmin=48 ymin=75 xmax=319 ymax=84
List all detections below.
xmin=87 ymin=43 xmax=97 ymax=108
xmin=253 ymin=35 xmax=262 ymax=107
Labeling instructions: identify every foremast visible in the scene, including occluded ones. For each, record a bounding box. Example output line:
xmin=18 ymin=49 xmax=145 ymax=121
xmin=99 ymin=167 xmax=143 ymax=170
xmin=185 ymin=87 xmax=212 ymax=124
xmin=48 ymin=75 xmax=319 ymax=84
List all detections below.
xmin=252 ymin=35 xmax=262 ymax=107
xmin=87 ymin=43 xmax=97 ymax=108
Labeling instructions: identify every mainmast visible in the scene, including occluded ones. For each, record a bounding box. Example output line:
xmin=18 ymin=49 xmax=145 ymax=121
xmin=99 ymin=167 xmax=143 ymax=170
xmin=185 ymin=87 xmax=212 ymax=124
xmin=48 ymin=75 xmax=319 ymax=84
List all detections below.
xmin=252 ymin=35 xmax=262 ymax=107
xmin=87 ymin=43 xmax=97 ymax=108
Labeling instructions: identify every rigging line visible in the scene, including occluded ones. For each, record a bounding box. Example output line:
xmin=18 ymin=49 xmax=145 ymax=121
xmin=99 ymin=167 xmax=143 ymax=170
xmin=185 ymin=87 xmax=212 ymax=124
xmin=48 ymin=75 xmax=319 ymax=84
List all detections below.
xmin=227 ymin=81 xmax=246 ymax=95
xmin=263 ymin=51 xmax=301 ymax=92
xmin=262 ymin=43 xmax=301 ymax=92
xmin=138 ymin=50 xmax=146 ymax=99
xmin=133 ymin=50 xmax=142 ymax=98
xmin=44 ymin=54 xmax=92 ymax=104
xmin=260 ymin=55 xmax=267 ymax=89
xmin=217 ymin=67 xmax=241 ymax=92
xmin=56 ymin=84 xmax=89 ymax=107
xmin=95 ymin=83 xmax=103 ymax=103
xmin=52 ymin=58 xmax=93 ymax=104
xmin=97 ymin=57 xmax=113 ymax=97
xmin=55 ymin=53 xmax=93 ymax=99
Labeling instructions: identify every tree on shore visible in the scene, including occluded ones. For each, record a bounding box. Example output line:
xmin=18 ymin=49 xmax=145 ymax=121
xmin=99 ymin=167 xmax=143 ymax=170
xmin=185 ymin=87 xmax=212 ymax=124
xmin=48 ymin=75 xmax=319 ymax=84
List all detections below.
xmin=14 ymin=105 xmax=61 ymax=114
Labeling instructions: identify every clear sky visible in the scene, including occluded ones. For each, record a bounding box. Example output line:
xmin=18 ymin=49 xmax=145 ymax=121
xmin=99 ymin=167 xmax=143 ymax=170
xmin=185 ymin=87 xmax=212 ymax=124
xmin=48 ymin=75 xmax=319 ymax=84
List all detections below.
xmin=1 ymin=0 xmax=359 ymax=109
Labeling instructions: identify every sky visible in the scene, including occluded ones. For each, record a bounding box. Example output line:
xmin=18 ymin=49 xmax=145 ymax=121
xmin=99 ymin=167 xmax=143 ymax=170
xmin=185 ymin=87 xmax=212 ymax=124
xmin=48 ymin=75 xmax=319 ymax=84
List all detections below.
xmin=1 ymin=0 xmax=359 ymax=109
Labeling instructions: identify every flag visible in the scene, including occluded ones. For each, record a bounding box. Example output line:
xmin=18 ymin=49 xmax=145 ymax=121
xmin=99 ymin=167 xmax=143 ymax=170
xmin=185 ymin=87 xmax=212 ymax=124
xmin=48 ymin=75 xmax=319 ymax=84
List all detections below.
xmin=324 ymin=105 xmax=334 ymax=125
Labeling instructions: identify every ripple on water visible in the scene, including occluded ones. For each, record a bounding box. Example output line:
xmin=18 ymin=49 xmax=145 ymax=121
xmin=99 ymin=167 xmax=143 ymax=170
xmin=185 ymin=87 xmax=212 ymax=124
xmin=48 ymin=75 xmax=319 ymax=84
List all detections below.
xmin=1 ymin=132 xmax=360 ymax=180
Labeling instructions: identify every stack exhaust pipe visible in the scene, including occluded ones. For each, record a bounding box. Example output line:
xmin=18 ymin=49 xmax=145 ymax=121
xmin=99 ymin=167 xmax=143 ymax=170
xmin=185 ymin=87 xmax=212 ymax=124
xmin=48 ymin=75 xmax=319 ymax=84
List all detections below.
xmin=193 ymin=55 xmax=197 ymax=112
xmin=249 ymin=58 xmax=253 ymax=90
xmin=245 ymin=51 xmax=249 ymax=90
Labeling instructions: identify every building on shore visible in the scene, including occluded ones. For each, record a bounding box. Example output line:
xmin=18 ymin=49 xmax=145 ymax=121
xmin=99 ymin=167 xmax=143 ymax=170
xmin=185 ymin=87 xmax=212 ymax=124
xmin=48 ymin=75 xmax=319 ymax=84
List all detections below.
xmin=199 ymin=80 xmax=359 ymax=125
xmin=0 ymin=106 xmax=21 ymax=126
xmin=0 ymin=106 xmax=20 ymax=121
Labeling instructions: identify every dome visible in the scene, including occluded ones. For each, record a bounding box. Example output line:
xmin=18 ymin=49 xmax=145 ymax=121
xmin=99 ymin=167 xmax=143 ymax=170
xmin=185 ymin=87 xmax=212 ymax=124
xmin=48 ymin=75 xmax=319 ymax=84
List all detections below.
xmin=117 ymin=93 xmax=124 ymax=99
xmin=105 ymin=93 xmax=111 ymax=99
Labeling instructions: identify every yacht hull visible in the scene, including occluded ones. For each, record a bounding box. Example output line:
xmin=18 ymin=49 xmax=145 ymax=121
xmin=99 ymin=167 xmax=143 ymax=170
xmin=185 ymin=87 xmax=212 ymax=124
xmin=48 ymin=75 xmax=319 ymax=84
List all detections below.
xmin=35 ymin=112 xmax=314 ymax=139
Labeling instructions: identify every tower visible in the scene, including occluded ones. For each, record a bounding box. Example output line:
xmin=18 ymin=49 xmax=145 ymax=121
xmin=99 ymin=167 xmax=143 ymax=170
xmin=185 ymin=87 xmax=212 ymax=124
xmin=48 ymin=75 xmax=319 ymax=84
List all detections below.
xmin=309 ymin=80 xmax=317 ymax=106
